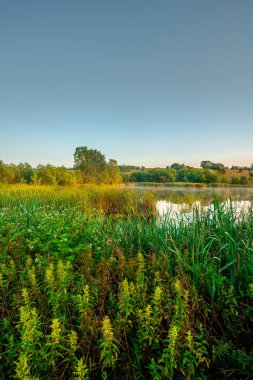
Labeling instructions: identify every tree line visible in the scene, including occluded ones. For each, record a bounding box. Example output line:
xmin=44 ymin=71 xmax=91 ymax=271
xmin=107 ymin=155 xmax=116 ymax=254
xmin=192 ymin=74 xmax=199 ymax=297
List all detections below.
xmin=0 ymin=147 xmax=121 ymax=185
xmin=124 ymin=161 xmax=253 ymax=184
xmin=0 ymin=148 xmax=252 ymax=185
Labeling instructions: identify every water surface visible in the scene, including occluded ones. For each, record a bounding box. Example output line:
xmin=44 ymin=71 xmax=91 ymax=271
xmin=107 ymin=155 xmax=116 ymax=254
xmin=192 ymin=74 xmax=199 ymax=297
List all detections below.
xmin=134 ymin=186 xmax=253 ymax=218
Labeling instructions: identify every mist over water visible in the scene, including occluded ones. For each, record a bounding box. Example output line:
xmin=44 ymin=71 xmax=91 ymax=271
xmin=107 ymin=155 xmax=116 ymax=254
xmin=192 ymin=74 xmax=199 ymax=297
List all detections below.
xmin=133 ymin=186 xmax=253 ymax=219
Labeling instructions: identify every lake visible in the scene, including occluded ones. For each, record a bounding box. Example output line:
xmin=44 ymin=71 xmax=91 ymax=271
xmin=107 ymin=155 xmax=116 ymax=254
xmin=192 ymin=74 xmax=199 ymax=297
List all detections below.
xmin=131 ymin=185 xmax=253 ymax=218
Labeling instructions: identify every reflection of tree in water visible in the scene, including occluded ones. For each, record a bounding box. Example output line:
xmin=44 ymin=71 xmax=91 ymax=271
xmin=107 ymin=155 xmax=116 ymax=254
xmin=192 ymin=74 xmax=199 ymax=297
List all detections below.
xmin=148 ymin=187 xmax=253 ymax=205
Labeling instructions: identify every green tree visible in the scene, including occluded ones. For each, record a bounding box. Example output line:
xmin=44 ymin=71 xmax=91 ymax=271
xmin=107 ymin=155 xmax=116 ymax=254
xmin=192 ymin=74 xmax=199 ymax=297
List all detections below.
xmin=200 ymin=161 xmax=214 ymax=170
xmin=36 ymin=165 xmax=57 ymax=185
xmin=15 ymin=163 xmax=34 ymax=184
xmin=0 ymin=160 xmax=15 ymax=183
xmin=240 ymin=175 xmax=248 ymax=185
xmin=107 ymin=159 xmax=122 ymax=184
xmin=170 ymin=163 xmax=185 ymax=170
xmin=55 ymin=167 xmax=77 ymax=185
xmin=201 ymin=161 xmax=226 ymax=174
xmin=74 ymin=146 xmax=106 ymax=183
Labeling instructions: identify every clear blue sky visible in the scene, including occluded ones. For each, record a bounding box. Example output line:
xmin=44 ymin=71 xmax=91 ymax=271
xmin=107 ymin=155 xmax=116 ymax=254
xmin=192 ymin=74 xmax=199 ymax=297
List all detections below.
xmin=0 ymin=0 xmax=252 ymax=168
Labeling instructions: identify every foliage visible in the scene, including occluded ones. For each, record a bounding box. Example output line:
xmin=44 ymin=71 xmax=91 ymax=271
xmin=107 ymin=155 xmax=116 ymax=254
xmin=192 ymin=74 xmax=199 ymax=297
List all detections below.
xmin=0 ymin=187 xmax=253 ymax=378
xmin=73 ymin=147 xmax=122 ymax=184
xmin=74 ymin=146 xmax=107 ymax=183
xmin=1 ymin=157 xmax=252 ymax=185
xmin=200 ymin=161 xmax=226 ymax=174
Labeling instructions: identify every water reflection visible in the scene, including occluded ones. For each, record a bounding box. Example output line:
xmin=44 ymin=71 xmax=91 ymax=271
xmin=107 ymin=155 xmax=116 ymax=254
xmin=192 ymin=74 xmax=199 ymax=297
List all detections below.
xmin=156 ymin=199 xmax=252 ymax=219
xmin=135 ymin=185 xmax=253 ymax=219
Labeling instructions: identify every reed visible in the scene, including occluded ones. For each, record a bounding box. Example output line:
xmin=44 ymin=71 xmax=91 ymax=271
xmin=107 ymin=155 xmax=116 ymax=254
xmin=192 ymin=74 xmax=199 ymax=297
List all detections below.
xmin=0 ymin=186 xmax=252 ymax=378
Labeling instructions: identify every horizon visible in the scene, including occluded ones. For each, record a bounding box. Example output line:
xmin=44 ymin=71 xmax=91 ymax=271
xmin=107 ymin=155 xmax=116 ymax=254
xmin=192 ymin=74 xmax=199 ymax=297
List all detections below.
xmin=1 ymin=0 xmax=253 ymax=167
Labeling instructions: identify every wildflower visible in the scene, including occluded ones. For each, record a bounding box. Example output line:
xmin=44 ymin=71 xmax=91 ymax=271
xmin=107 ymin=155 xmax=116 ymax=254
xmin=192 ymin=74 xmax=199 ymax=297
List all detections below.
xmin=51 ymin=318 xmax=62 ymax=344
xmin=21 ymin=288 xmax=30 ymax=305
xmin=186 ymin=330 xmax=193 ymax=350
xmin=102 ymin=316 xmax=114 ymax=342
xmin=153 ymin=286 xmax=162 ymax=307
xmin=45 ymin=263 xmax=54 ymax=288
xmin=120 ymin=278 xmax=130 ymax=303
xmin=15 ymin=352 xmax=31 ymax=379
xmin=68 ymin=330 xmax=78 ymax=353
xmin=74 ymin=358 xmax=89 ymax=380
xmin=144 ymin=304 xmax=152 ymax=320
xmin=137 ymin=252 xmax=145 ymax=275
xmin=28 ymin=266 xmax=36 ymax=289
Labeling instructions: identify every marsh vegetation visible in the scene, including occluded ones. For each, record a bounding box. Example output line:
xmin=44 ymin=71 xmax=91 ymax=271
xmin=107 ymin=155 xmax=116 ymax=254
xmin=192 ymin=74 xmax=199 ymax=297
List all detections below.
xmin=0 ymin=185 xmax=252 ymax=379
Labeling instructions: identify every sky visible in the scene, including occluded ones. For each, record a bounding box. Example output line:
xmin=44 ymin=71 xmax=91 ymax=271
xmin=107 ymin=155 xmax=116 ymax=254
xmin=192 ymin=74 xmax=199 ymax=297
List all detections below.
xmin=0 ymin=0 xmax=253 ymax=168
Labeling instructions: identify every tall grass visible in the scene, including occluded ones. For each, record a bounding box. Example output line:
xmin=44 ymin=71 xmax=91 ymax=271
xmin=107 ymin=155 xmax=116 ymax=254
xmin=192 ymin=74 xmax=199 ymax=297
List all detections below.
xmin=0 ymin=186 xmax=252 ymax=378
xmin=0 ymin=184 xmax=155 ymax=215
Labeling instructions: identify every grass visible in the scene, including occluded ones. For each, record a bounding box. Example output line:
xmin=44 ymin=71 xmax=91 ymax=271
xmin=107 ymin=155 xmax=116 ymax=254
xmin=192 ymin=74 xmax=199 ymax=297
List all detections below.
xmin=0 ymin=186 xmax=252 ymax=379
xmin=225 ymin=169 xmax=250 ymax=178
xmin=0 ymin=184 xmax=156 ymax=215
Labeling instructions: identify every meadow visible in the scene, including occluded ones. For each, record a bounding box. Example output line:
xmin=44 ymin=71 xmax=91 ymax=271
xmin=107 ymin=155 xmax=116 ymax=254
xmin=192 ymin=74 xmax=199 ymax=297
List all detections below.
xmin=0 ymin=185 xmax=253 ymax=379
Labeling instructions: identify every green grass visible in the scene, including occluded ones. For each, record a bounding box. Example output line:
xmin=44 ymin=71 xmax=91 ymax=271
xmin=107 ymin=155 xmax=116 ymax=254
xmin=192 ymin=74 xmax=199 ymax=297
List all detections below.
xmin=0 ymin=187 xmax=253 ymax=379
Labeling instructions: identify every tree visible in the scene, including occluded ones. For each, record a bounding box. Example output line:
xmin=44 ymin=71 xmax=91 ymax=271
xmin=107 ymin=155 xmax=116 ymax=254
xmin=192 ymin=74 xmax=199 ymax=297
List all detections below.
xmin=36 ymin=164 xmax=57 ymax=185
xmin=170 ymin=163 xmax=185 ymax=170
xmin=240 ymin=175 xmax=248 ymax=185
xmin=200 ymin=161 xmax=214 ymax=169
xmin=0 ymin=160 xmax=15 ymax=183
xmin=16 ymin=162 xmax=34 ymax=183
xmin=215 ymin=163 xmax=226 ymax=174
xmin=55 ymin=167 xmax=77 ymax=185
xmin=231 ymin=176 xmax=240 ymax=184
xmin=74 ymin=146 xmax=106 ymax=183
xmin=200 ymin=160 xmax=226 ymax=174
xmin=107 ymin=159 xmax=122 ymax=184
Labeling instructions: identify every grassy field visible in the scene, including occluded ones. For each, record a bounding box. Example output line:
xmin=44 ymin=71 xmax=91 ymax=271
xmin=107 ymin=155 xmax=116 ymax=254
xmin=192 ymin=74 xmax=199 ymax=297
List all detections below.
xmin=0 ymin=186 xmax=253 ymax=379
xmin=225 ymin=169 xmax=250 ymax=178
